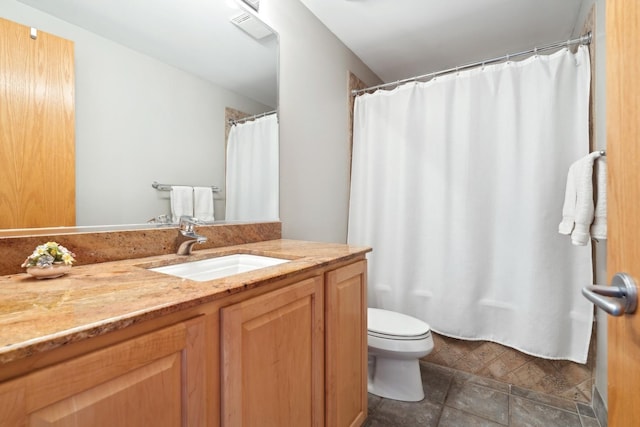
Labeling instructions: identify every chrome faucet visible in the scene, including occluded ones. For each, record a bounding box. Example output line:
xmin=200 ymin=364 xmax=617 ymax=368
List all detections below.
xmin=176 ymin=216 xmax=208 ymax=255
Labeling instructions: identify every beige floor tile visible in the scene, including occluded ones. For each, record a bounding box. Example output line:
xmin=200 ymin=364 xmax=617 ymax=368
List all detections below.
xmin=494 ymin=348 xmax=532 ymax=372
xmin=470 ymin=342 xmax=507 ymax=364
xmin=552 ymin=360 xmax=592 ymax=386
xmin=511 ymin=362 xmax=547 ymax=389
xmin=478 ymin=358 xmax=511 ymax=380
xmin=453 ymin=352 xmax=491 ymax=374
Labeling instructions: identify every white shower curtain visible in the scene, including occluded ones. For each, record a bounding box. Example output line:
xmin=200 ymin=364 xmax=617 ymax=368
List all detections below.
xmin=348 ymin=46 xmax=593 ymax=363
xmin=225 ymin=114 xmax=279 ymax=221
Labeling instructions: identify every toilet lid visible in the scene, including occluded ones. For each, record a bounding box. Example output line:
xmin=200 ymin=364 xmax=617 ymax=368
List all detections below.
xmin=368 ymin=308 xmax=431 ymax=339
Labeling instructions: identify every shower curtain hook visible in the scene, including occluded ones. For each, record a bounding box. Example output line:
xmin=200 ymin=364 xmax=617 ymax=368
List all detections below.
xmin=534 ymin=47 xmax=538 ymax=57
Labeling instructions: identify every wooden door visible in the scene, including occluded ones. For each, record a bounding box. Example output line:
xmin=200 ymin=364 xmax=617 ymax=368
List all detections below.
xmin=220 ymin=276 xmax=325 ymax=427
xmin=0 ymin=17 xmax=75 ymax=229
xmin=325 ymin=260 xmax=368 ymax=427
xmin=0 ymin=317 xmax=205 ymax=427
xmin=606 ymin=0 xmax=640 ymax=426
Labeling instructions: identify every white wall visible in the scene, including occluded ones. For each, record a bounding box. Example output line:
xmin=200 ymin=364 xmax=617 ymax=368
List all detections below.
xmin=260 ymin=0 xmax=381 ymax=243
xmin=0 ymin=0 xmax=270 ymax=225
xmin=573 ymin=0 xmax=608 ymax=408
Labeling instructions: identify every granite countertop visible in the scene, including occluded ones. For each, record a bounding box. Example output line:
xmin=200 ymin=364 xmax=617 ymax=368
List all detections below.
xmin=0 ymin=239 xmax=370 ymax=365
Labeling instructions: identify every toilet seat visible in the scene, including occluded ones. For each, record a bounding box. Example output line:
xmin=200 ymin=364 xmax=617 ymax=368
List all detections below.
xmin=368 ymin=330 xmax=431 ymax=340
xmin=368 ymin=308 xmax=431 ymax=340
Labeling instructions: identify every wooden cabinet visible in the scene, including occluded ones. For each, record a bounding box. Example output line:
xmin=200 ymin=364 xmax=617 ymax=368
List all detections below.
xmin=0 ymin=316 xmax=205 ymax=427
xmin=220 ymin=275 xmax=325 ymax=427
xmin=0 ymin=257 xmax=368 ymax=427
xmin=220 ymin=261 xmax=368 ymax=427
xmin=325 ymin=261 xmax=368 ymax=427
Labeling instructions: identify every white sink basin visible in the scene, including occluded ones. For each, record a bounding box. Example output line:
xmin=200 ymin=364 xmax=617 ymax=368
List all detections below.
xmin=148 ymin=254 xmax=289 ymax=282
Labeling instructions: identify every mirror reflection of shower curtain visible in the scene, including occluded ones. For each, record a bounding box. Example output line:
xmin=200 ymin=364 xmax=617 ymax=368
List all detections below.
xmin=225 ymin=114 xmax=279 ymax=221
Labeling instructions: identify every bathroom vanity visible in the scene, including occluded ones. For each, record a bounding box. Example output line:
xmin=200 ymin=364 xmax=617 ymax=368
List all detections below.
xmin=0 ymin=240 xmax=370 ymax=427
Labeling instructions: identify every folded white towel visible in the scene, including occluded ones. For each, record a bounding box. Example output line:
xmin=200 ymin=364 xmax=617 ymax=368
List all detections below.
xmin=558 ymin=152 xmax=602 ymax=245
xmin=194 ymin=187 xmax=215 ymax=222
xmin=558 ymin=164 xmax=578 ymax=235
xmin=170 ymin=186 xmax=193 ymax=223
xmin=591 ymin=158 xmax=607 ymax=240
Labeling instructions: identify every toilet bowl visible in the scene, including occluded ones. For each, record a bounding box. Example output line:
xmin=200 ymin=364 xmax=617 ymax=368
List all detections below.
xmin=367 ymin=308 xmax=434 ymax=402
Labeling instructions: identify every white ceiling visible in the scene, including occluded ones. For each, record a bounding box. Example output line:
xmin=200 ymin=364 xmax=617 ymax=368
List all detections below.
xmin=17 ymin=0 xmax=278 ymax=107
xmin=15 ymin=0 xmax=587 ymax=103
xmin=300 ymin=0 xmax=587 ymax=84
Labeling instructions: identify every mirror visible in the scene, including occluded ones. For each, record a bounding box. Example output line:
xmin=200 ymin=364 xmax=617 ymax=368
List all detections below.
xmin=1 ymin=0 xmax=278 ymax=232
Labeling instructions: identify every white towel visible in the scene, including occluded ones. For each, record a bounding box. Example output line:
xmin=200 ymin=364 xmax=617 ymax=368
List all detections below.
xmin=591 ymin=158 xmax=607 ymax=240
xmin=170 ymin=186 xmax=193 ymax=223
xmin=194 ymin=187 xmax=215 ymax=222
xmin=558 ymin=165 xmax=578 ymax=235
xmin=558 ymin=152 xmax=602 ymax=245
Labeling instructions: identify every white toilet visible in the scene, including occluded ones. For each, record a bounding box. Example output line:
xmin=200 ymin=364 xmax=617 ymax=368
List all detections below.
xmin=367 ymin=308 xmax=434 ymax=402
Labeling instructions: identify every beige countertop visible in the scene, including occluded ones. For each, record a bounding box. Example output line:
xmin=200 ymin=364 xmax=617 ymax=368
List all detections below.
xmin=0 ymin=239 xmax=370 ymax=365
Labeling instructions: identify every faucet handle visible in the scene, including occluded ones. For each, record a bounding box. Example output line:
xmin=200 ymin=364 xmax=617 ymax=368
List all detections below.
xmin=176 ymin=216 xmax=207 ymax=255
xmin=179 ymin=216 xmax=199 ymax=232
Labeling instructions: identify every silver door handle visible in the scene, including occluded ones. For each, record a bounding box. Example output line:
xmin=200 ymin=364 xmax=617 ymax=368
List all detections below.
xmin=582 ymin=273 xmax=637 ymax=316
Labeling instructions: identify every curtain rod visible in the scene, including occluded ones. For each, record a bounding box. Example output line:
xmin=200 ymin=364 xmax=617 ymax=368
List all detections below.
xmin=229 ymin=109 xmax=277 ymax=125
xmin=352 ymin=32 xmax=592 ymax=96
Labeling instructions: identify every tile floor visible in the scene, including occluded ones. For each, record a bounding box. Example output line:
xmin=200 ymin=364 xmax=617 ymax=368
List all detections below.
xmin=365 ymin=362 xmax=601 ymax=427
xmin=423 ymin=333 xmax=595 ymax=403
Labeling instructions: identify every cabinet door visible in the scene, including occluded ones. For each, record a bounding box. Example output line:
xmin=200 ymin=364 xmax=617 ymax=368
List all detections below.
xmin=4 ymin=317 xmax=205 ymax=427
xmin=221 ymin=276 xmax=324 ymax=427
xmin=325 ymin=260 xmax=368 ymax=427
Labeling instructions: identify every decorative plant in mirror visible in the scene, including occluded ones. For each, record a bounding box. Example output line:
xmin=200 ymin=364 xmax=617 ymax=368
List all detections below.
xmin=22 ymin=242 xmax=76 ymax=279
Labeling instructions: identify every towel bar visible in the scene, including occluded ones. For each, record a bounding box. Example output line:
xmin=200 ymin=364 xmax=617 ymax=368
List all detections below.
xmin=152 ymin=181 xmax=220 ymax=193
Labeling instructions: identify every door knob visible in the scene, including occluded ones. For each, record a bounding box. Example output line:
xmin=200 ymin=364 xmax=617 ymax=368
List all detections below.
xmin=582 ymin=273 xmax=637 ymax=316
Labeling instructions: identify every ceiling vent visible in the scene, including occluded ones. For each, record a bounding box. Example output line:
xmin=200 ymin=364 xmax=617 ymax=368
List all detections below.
xmin=230 ymin=12 xmax=274 ymax=40
xmin=241 ymin=0 xmax=260 ymax=11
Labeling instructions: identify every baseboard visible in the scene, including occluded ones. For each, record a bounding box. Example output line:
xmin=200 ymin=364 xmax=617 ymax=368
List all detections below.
xmin=592 ymin=385 xmax=608 ymax=427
